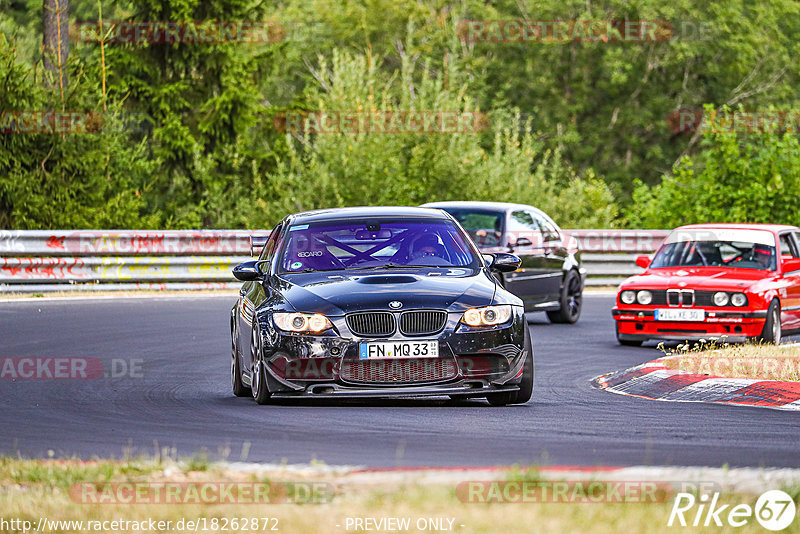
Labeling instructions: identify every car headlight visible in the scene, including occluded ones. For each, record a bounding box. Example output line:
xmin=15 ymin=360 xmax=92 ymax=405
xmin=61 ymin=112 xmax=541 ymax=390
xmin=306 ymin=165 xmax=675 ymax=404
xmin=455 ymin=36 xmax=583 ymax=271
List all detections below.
xmin=620 ymin=290 xmax=636 ymax=305
xmin=461 ymin=305 xmax=512 ymax=327
xmin=731 ymin=293 xmax=748 ymax=307
xmin=636 ymin=290 xmax=653 ymax=305
xmin=713 ymin=292 xmax=729 ymax=306
xmin=273 ymin=312 xmax=333 ymax=333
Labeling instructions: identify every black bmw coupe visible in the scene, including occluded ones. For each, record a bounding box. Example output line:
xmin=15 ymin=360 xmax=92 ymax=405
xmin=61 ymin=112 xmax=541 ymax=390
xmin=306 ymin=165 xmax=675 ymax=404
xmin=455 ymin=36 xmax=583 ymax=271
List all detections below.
xmin=230 ymin=206 xmax=533 ymax=406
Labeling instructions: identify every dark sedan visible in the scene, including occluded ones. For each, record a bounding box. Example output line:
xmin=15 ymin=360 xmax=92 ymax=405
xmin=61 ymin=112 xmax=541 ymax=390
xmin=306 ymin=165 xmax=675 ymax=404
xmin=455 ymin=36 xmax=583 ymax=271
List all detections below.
xmin=422 ymin=201 xmax=585 ymax=323
xmin=230 ymin=207 xmax=533 ymax=406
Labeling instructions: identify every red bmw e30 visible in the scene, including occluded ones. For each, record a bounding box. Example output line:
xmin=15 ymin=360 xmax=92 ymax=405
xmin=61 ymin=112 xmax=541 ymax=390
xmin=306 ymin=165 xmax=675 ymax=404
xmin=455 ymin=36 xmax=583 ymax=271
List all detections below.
xmin=613 ymin=224 xmax=800 ymax=346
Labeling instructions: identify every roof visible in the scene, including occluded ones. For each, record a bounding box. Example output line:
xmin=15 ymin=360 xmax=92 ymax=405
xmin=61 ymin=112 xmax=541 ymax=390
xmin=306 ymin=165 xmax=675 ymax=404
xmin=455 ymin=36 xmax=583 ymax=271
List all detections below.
xmin=674 ymin=223 xmax=799 ymax=234
xmin=286 ymin=206 xmax=451 ymax=225
xmin=422 ymin=201 xmax=545 ymax=213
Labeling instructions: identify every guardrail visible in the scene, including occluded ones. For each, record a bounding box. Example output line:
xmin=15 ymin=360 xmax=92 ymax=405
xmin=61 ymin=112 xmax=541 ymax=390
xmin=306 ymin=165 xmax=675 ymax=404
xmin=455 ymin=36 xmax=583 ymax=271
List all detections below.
xmin=0 ymin=229 xmax=667 ymax=292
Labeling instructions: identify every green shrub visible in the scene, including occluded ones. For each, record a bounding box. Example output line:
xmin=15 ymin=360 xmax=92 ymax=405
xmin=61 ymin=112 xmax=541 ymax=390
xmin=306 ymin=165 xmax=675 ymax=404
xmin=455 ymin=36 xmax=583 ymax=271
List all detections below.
xmin=626 ymin=106 xmax=800 ymax=229
xmin=255 ymin=42 xmax=618 ymax=229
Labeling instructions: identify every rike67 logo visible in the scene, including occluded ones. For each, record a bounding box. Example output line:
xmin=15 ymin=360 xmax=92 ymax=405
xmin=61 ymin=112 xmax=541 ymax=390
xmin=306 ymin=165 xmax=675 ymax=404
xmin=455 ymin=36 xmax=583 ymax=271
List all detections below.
xmin=669 ymin=490 xmax=796 ymax=530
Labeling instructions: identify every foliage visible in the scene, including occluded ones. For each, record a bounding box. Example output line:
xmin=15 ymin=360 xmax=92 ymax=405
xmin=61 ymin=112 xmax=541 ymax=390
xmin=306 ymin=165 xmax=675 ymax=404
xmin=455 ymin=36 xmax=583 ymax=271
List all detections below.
xmin=626 ymin=106 xmax=800 ymax=228
xmin=257 ymin=46 xmax=618 ymax=228
xmin=0 ymin=35 xmax=157 ymax=228
xmin=2 ymin=0 xmax=800 ymax=229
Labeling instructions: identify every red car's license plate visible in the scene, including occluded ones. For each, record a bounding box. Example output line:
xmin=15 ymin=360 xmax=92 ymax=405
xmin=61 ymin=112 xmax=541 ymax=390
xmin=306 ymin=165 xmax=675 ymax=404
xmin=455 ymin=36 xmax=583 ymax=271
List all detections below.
xmin=655 ymin=309 xmax=705 ymax=322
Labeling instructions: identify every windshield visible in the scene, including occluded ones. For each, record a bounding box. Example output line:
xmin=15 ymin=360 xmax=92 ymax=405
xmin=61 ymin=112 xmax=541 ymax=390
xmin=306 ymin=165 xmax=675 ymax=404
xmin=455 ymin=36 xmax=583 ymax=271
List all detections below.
xmin=437 ymin=208 xmax=505 ymax=247
xmin=277 ymin=219 xmax=480 ymax=273
xmin=651 ymin=240 xmax=777 ymax=270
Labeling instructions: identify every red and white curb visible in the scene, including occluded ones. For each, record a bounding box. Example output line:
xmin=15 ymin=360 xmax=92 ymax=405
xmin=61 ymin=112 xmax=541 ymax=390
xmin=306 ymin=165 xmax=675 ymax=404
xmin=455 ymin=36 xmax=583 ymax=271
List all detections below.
xmin=593 ymin=352 xmax=800 ymax=411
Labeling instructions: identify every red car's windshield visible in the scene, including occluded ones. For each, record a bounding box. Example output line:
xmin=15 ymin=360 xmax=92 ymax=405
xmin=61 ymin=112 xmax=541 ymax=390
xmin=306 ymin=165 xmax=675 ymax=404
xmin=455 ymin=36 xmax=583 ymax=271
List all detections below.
xmin=651 ymin=240 xmax=777 ymax=270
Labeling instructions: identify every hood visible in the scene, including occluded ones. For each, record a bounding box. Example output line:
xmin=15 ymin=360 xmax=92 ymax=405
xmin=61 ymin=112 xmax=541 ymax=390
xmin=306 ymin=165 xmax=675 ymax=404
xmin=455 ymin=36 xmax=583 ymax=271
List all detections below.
xmin=623 ymin=266 xmax=773 ymax=291
xmin=273 ymin=268 xmax=497 ymax=315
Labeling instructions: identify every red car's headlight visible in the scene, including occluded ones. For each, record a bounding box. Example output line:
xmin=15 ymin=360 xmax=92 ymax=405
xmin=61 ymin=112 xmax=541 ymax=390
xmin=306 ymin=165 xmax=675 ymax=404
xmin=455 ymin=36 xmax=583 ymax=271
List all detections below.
xmin=712 ymin=292 xmax=748 ymax=307
xmin=731 ymin=293 xmax=748 ymax=307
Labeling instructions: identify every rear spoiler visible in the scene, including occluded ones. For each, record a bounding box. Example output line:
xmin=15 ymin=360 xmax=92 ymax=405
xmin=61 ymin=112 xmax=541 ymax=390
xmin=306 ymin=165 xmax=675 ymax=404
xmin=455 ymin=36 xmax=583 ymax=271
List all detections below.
xmin=249 ymin=235 xmax=270 ymax=256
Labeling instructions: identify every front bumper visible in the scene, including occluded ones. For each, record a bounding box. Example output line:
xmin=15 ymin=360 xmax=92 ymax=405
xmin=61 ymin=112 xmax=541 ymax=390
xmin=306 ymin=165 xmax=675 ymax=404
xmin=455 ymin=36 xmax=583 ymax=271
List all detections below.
xmin=613 ymin=307 xmax=767 ymax=342
xmin=256 ymin=309 xmax=527 ymax=397
xmin=270 ymin=383 xmax=520 ymax=399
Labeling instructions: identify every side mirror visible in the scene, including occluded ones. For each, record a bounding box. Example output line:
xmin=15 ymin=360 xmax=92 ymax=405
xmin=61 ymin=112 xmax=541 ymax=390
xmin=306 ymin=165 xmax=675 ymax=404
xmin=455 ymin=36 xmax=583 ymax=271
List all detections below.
xmin=515 ymin=237 xmax=533 ymax=248
xmin=489 ymin=253 xmax=521 ymax=273
xmin=783 ymin=257 xmax=800 ymax=274
xmin=635 ymin=255 xmax=651 ymax=269
xmin=233 ymin=260 xmax=266 ymax=281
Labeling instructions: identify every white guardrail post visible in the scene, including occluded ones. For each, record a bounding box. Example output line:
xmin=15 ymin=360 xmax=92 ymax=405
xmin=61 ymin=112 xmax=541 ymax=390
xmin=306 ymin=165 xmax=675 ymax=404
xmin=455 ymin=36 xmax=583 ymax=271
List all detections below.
xmin=0 ymin=229 xmax=668 ymax=292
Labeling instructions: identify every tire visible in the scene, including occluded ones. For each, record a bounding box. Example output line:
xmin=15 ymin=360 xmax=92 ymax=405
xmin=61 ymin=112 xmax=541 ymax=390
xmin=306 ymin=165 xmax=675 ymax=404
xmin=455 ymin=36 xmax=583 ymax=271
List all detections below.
xmin=487 ymin=324 xmax=534 ymax=406
xmin=510 ymin=325 xmax=534 ymax=404
xmin=231 ymin=320 xmax=251 ymax=397
xmin=759 ymin=299 xmax=782 ymax=345
xmin=486 ymin=391 xmax=515 ymax=406
xmin=616 ymin=322 xmax=643 ymax=346
xmin=250 ymin=323 xmax=271 ymax=405
xmin=546 ymin=269 xmax=582 ymax=324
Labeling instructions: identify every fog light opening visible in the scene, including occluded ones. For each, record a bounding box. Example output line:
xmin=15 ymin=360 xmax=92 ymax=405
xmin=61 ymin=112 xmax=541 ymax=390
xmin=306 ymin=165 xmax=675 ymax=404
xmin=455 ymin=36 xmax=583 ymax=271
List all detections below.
xmin=734 ymin=326 xmax=743 ymax=334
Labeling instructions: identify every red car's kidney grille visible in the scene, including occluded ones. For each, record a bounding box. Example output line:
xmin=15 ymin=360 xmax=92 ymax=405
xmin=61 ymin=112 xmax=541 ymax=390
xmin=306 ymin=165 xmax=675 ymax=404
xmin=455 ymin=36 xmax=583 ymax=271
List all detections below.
xmin=399 ymin=310 xmax=447 ymax=336
xmin=346 ymin=312 xmax=396 ymax=337
xmin=638 ymin=290 xmax=730 ymax=307
xmin=339 ymin=358 xmax=457 ymax=383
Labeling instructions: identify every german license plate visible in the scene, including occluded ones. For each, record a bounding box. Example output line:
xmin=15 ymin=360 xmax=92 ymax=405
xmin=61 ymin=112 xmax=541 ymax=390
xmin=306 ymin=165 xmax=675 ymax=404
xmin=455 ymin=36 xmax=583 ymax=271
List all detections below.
xmin=655 ymin=309 xmax=705 ymax=322
xmin=359 ymin=340 xmax=438 ymax=359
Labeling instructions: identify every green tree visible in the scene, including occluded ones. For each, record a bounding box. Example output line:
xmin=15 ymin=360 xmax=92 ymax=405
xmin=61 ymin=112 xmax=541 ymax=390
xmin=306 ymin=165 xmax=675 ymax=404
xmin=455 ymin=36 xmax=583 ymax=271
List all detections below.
xmin=257 ymin=45 xmax=617 ymax=229
xmin=0 ymin=35 xmax=155 ymax=228
xmin=626 ymin=107 xmax=800 ymax=228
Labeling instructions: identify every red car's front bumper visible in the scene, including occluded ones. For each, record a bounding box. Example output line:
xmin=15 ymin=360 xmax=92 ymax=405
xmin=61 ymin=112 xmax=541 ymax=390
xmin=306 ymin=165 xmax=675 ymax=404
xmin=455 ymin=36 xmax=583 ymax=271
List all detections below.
xmin=612 ymin=308 xmax=768 ymax=343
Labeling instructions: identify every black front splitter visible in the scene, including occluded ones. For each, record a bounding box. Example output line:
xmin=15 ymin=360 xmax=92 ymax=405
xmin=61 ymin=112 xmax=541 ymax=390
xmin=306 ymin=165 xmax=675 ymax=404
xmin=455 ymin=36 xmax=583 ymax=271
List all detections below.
xmin=269 ymin=384 xmax=519 ymax=399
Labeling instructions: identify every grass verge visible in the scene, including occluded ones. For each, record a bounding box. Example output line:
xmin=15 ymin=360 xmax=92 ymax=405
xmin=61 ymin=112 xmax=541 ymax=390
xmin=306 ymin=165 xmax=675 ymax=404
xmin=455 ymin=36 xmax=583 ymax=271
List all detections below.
xmin=1 ymin=458 xmax=799 ymax=533
xmin=660 ymin=343 xmax=800 ymax=382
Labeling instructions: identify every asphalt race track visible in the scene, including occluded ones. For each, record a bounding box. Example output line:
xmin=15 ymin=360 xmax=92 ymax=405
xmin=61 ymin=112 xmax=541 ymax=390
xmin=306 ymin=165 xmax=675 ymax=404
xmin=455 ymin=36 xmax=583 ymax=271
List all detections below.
xmin=1 ymin=294 xmax=798 ymax=468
